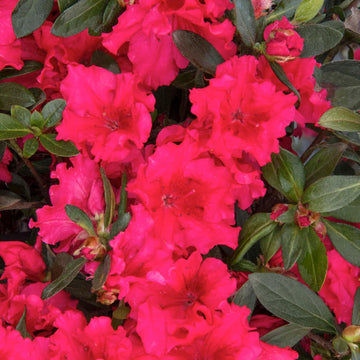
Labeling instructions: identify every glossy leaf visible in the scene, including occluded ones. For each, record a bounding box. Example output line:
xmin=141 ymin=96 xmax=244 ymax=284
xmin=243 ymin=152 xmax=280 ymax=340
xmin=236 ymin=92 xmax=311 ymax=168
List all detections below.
xmin=100 ymin=167 xmax=115 ymax=229
xmin=233 ymin=0 xmax=256 ymax=47
xmin=15 ymin=307 xmax=32 ymax=339
xmin=296 ymin=21 xmax=344 ymax=58
xmin=305 ymin=143 xmax=347 ymax=186
xmin=353 ymin=288 xmax=360 ymax=326
xmin=100 ymin=0 xmax=122 ymax=33
xmin=322 ymin=196 xmax=360 ymax=223
xmin=11 ymin=105 xmax=31 ymax=128
xmin=249 ymin=272 xmax=336 ymax=333
xmin=39 ymin=134 xmax=79 ymax=157
xmin=30 ymin=110 xmax=44 ymax=129
xmin=232 ymin=280 xmax=256 ymax=317
xmin=319 ymin=107 xmax=360 ymax=132
xmin=302 ymin=175 xmax=360 ymax=213
xmin=92 ymin=254 xmax=111 ymax=291
xmin=109 ymin=213 xmax=131 ymax=239
xmin=0 ymin=83 xmax=36 ymax=111
xmin=261 ymin=323 xmax=310 ymax=348
xmin=266 ymin=0 xmax=303 ymax=23
xmin=42 ymin=99 xmax=67 ymax=128
xmin=261 ymin=156 xmax=284 ymax=194
xmin=323 ymin=219 xmax=360 ymax=267
xmin=119 ymin=171 xmax=128 ymax=216
xmin=297 ymin=227 xmax=327 ymax=292
xmin=335 ymin=131 xmax=360 ymax=146
xmin=28 ymin=87 xmax=46 ymax=111
xmin=51 ymin=252 xmax=73 ymax=280
xmin=41 ymin=257 xmax=87 ymax=300
xmin=23 ymin=138 xmax=39 ymax=159
xmin=260 ymin=225 xmax=282 ymax=263
xmin=172 ymin=30 xmax=224 ymax=76
xmin=0 ymin=114 xmax=32 ymax=140
xmin=231 ymin=213 xmax=277 ymax=266
xmin=65 ymin=204 xmax=96 ymax=236
xmin=12 ymin=0 xmax=54 ymax=38
xmin=90 ymin=50 xmax=121 ymax=74
xmin=51 ymin=0 xmax=108 ymax=37
xmin=281 ymin=223 xmax=305 ymax=270
xmin=0 ymin=61 xmax=43 ymax=81
xmin=293 ymin=0 xmax=324 ymax=23
xmin=58 ymin=0 xmax=78 ymax=12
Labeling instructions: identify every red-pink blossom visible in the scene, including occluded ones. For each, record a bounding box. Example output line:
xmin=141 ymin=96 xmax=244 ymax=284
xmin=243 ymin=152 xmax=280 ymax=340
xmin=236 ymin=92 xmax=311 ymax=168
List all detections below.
xmin=0 ymin=147 xmax=13 ymax=183
xmin=56 ymin=64 xmax=155 ymax=162
xmin=252 ymin=0 xmax=272 ymax=18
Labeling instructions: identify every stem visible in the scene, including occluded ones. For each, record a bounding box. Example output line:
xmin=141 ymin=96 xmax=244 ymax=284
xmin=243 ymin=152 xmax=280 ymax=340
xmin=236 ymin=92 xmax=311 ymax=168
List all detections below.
xmin=1 ymin=201 xmax=45 ymax=211
xmin=9 ymin=139 xmax=50 ymax=204
xmin=307 ymin=332 xmax=336 ymax=354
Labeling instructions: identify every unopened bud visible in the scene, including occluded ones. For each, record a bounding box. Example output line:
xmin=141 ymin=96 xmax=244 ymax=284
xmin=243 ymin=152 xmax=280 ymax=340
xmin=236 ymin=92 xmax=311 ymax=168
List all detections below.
xmin=343 ymin=325 xmax=360 ymax=343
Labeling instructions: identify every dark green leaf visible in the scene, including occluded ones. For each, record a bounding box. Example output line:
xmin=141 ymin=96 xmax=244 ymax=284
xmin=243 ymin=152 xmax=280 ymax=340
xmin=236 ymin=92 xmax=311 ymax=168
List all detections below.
xmin=231 ymin=213 xmax=277 ymax=266
xmin=0 ymin=113 xmax=32 ymax=140
xmin=0 ymin=61 xmax=43 ymax=81
xmin=0 ymin=142 xmax=5 ymax=161
xmin=119 ymin=171 xmax=127 ymax=216
xmin=335 ymin=131 xmax=360 ymax=146
xmin=58 ymin=0 xmax=78 ymax=12
xmin=0 ymin=191 xmax=22 ymax=210
xmin=249 ymin=272 xmax=336 ymax=333
xmin=11 ymin=105 xmax=31 ymax=128
xmin=277 ymin=205 xmax=297 ymax=224
xmin=92 ymin=254 xmax=111 ymax=291
xmin=100 ymin=0 xmax=122 ymax=33
xmin=281 ymin=223 xmax=305 ymax=270
xmin=230 ymin=259 xmax=258 ymax=272
xmin=319 ymin=107 xmax=360 ymax=132
xmin=232 ymin=280 xmax=256 ymax=317
xmin=302 ymin=175 xmax=360 ymax=213
xmin=42 ymin=257 xmax=87 ymax=300
xmin=297 ymin=227 xmax=327 ymax=292
xmin=28 ymin=87 xmax=46 ymax=111
xmin=322 ymin=196 xmax=360 ymax=223
xmin=233 ymin=0 xmax=256 ymax=47
xmin=39 ymin=134 xmax=79 ymax=157
xmin=269 ymin=62 xmax=301 ymax=104
xmin=293 ymin=0 xmax=324 ymax=23
xmin=260 ymin=225 xmax=282 ymax=263
xmin=296 ymin=21 xmax=344 ymax=58
xmin=100 ymin=167 xmax=115 ymax=229
xmin=261 ymin=155 xmax=284 ymax=194
xmin=15 ymin=306 xmax=32 ymax=339
xmin=261 ymin=323 xmax=310 ymax=348
xmin=352 ymin=288 xmax=360 ymax=326
xmin=23 ymin=138 xmax=39 ymax=159
xmin=305 ymin=143 xmax=347 ymax=186
xmin=351 ymin=348 xmax=360 ymax=360
xmin=51 ymin=0 xmax=108 ymax=37
xmin=172 ymin=30 xmax=224 ymax=76
xmin=0 ymin=83 xmax=36 ymax=111
xmin=277 ymin=147 xmax=305 ymax=202
xmin=90 ymin=50 xmax=120 ymax=74
xmin=109 ymin=213 xmax=131 ymax=239
xmin=30 ymin=110 xmax=44 ymax=129
xmin=171 ymin=67 xmax=198 ymax=89
xmin=42 ymin=99 xmax=67 ymax=128
xmin=266 ymin=0 xmax=303 ymax=23
xmin=51 ymin=252 xmax=73 ymax=280
xmin=323 ymin=219 xmax=360 ymax=267
xmin=12 ymin=0 xmax=54 ymax=38
xmin=65 ymin=204 xmax=96 ymax=236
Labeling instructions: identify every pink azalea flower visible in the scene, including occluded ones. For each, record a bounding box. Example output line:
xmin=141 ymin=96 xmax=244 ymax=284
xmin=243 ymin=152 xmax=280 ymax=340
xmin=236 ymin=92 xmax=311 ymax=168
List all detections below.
xmin=0 ymin=146 xmax=13 ymax=183
xmin=252 ymin=0 xmax=273 ymax=18
xmin=57 ymin=64 xmax=155 ymax=162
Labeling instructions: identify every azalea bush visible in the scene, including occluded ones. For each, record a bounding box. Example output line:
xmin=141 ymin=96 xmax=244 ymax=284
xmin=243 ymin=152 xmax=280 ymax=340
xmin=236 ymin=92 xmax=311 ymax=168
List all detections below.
xmin=1 ymin=0 xmax=360 ymax=358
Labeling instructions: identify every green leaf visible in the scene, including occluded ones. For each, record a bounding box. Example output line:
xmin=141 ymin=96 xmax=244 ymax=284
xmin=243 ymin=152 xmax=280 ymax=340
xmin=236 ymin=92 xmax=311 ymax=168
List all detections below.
xmin=233 ymin=0 xmax=256 ymax=47
xmin=0 ymin=142 xmax=5 ymax=161
xmin=65 ymin=204 xmax=96 ymax=236
xmin=41 ymin=257 xmax=87 ymax=300
xmin=260 ymin=225 xmax=282 ymax=263
xmin=15 ymin=306 xmax=32 ymax=339
xmin=23 ymin=138 xmax=39 ymax=159
xmin=172 ymin=30 xmax=224 ymax=76
xmin=100 ymin=167 xmax=115 ymax=229
xmin=277 ymin=147 xmax=305 ymax=202
xmin=296 ymin=21 xmax=344 ymax=58
xmin=261 ymin=323 xmax=310 ymax=348
xmin=322 ymin=196 xmax=360 ymax=223
xmin=249 ymin=272 xmax=336 ymax=333
xmin=28 ymin=87 xmax=46 ymax=111
xmin=319 ymin=107 xmax=360 ymax=132
xmin=293 ymin=0 xmax=325 ymax=23
xmin=90 ymin=50 xmax=121 ymax=74
xmin=100 ymin=0 xmax=122 ymax=34
xmin=297 ymin=227 xmax=327 ymax=292
xmin=51 ymin=252 xmax=73 ymax=280
xmin=232 ymin=280 xmax=257 ymax=317
xmin=231 ymin=213 xmax=277 ymax=266
xmin=269 ymin=62 xmax=301 ymax=104
xmin=119 ymin=171 xmax=128 ymax=216
xmin=109 ymin=213 xmax=131 ymax=239
xmin=352 ymin=287 xmax=360 ymax=326
xmin=302 ymin=175 xmax=360 ymax=213
xmin=305 ymin=143 xmax=347 ymax=186
xmin=277 ymin=205 xmax=297 ymax=224
xmin=323 ymin=219 xmax=360 ymax=267
xmin=11 ymin=105 xmax=31 ymax=128
xmin=0 ymin=191 xmax=22 ymax=210
xmin=39 ymin=134 xmax=79 ymax=157
xmin=58 ymin=0 xmax=78 ymax=12
xmin=266 ymin=0 xmax=303 ymax=23
xmin=12 ymin=0 xmax=54 ymax=38
xmin=0 ymin=61 xmax=43 ymax=81
xmin=335 ymin=131 xmax=360 ymax=146
xmin=0 ymin=83 xmax=36 ymax=111
xmin=51 ymin=0 xmax=108 ymax=37
xmin=261 ymin=155 xmax=284 ymax=194
xmin=315 ymin=60 xmax=360 ymax=110
xmin=42 ymin=99 xmax=67 ymax=128
xmin=92 ymin=254 xmax=111 ymax=291
xmin=30 ymin=110 xmax=44 ymax=129
xmin=281 ymin=223 xmax=305 ymax=270
xmin=0 ymin=113 xmax=32 ymax=140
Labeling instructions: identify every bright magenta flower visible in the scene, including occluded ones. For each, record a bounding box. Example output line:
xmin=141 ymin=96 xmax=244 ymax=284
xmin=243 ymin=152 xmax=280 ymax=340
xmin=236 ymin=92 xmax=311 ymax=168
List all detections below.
xmin=57 ymin=64 xmax=155 ymax=162
xmin=0 ymin=147 xmax=13 ymax=183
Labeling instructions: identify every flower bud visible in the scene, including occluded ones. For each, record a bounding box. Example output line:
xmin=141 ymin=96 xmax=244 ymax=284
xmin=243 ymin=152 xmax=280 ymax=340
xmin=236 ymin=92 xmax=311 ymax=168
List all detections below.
xmin=343 ymin=325 xmax=360 ymax=343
